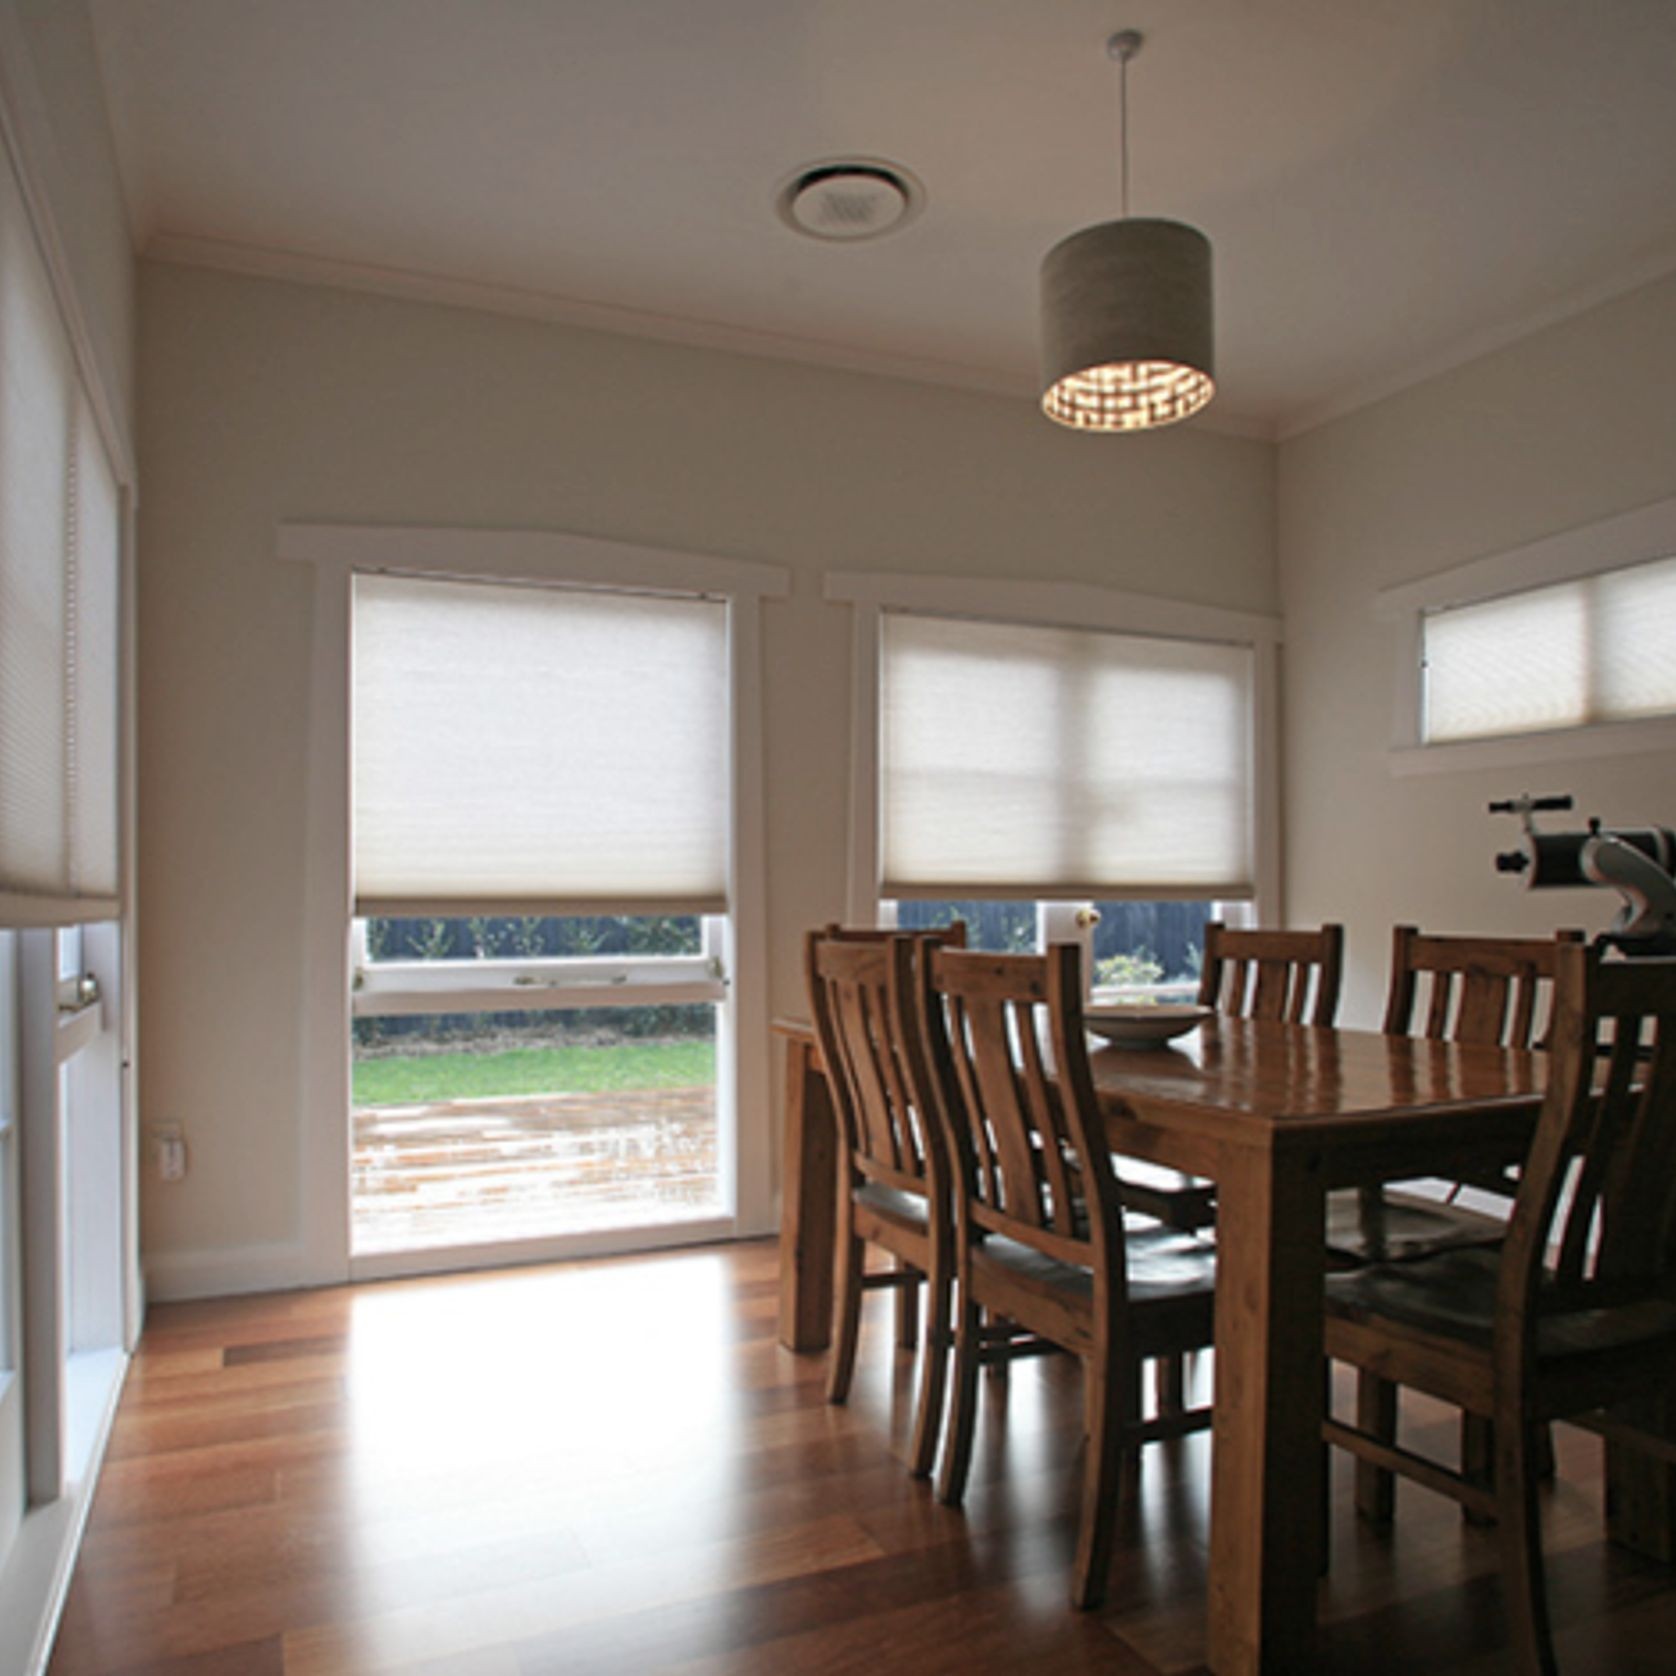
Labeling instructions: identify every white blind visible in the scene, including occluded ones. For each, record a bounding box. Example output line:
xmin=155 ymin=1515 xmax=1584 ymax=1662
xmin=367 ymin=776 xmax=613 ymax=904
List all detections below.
xmin=0 ymin=145 xmax=121 ymax=918
xmin=1423 ymin=554 xmax=1676 ymax=743
xmin=353 ymin=573 xmax=729 ymax=915
xmin=880 ymin=612 xmax=1255 ymax=899
xmin=70 ymin=389 xmax=122 ymax=898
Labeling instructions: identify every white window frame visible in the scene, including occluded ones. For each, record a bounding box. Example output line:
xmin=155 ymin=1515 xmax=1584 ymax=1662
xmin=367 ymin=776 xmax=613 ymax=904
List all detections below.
xmin=1380 ymin=493 xmax=1676 ymax=777
xmin=280 ymin=524 xmax=787 ymax=1284
xmin=351 ymin=915 xmax=727 ymax=1016
xmin=828 ymin=570 xmax=1283 ymax=927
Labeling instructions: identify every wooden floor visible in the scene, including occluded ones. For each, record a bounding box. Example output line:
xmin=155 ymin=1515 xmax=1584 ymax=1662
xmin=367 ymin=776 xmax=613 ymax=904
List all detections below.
xmin=50 ymin=1239 xmax=1676 ymax=1676
xmin=351 ymin=1088 xmax=719 ymax=1254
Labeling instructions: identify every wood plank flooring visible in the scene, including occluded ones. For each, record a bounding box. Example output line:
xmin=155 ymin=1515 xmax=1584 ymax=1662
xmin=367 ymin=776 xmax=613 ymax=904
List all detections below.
xmin=49 ymin=1239 xmax=1676 ymax=1675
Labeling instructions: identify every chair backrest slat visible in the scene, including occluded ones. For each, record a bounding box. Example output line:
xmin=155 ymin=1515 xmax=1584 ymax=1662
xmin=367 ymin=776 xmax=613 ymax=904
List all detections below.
xmin=970 ymin=993 xmax=1045 ymax=1226
xmin=1385 ymin=925 xmax=1585 ymax=1049
xmin=914 ymin=943 xmax=1120 ymax=1276
xmin=805 ymin=922 xmax=964 ymax=1198
xmin=1198 ymin=922 xmax=1344 ymax=1028
xmin=1499 ymin=949 xmax=1676 ymax=1366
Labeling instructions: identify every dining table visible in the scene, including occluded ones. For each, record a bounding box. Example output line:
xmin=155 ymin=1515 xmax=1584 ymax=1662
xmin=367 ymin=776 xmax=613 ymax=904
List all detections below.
xmin=773 ymin=1009 xmax=1676 ymax=1676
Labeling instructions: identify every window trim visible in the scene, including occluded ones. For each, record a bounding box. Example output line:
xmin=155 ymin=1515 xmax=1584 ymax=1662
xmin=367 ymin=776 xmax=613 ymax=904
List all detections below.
xmin=827 ymin=570 xmax=1282 ymax=926
xmin=280 ymin=523 xmax=788 ymax=1286
xmin=351 ymin=914 xmax=728 ymax=1017
xmin=1378 ymin=493 xmax=1676 ymax=777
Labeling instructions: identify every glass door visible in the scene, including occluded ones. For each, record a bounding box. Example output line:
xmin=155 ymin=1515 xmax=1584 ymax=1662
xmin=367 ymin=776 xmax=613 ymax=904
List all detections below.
xmin=349 ymin=913 xmax=729 ymax=1256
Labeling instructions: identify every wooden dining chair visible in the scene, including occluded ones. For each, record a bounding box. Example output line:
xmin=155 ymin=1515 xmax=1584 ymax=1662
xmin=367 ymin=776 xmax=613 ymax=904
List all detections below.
xmin=804 ymin=922 xmax=965 ymax=1478
xmin=906 ymin=940 xmax=1217 ymax=1609
xmin=1384 ymin=924 xmax=1587 ymax=1197
xmin=1325 ymin=925 xmax=1585 ymax=1270
xmin=1322 ymin=943 xmax=1676 ymax=1675
xmin=1097 ymin=918 xmax=1344 ymax=1245
xmin=1336 ymin=927 xmax=1586 ymax=1518
xmin=1121 ymin=920 xmax=1345 ymax=1412
xmin=1197 ymin=919 xmax=1344 ymax=1024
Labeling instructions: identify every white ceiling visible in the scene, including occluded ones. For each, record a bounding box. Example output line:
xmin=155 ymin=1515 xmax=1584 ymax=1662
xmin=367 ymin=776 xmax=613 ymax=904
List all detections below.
xmin=89 ymin=0 xmax=1676 ymax=437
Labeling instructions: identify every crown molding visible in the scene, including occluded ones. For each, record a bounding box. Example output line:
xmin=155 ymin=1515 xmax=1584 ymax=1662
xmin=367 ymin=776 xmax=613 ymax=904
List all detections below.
xmin=1277 ymin=240 xmax=1676 ymax=442
xmin=143 ymin=228 xmax=1272 ymax=440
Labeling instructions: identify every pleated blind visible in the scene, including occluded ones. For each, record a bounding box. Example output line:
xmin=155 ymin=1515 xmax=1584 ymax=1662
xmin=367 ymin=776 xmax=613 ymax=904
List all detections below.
xmin=1423 ymin=554 xmax=1676 ymax=743
xmin=0 ymin=146 xmax=121 ymax=920
xmin=880 ymin=612 xmax=1255 ymax=900
xmin=353 ymin=573 xmax=729 ymax=916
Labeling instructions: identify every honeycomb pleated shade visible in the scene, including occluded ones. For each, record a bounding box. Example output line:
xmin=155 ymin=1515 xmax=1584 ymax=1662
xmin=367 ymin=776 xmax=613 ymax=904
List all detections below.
xmin=353 ymin=573 xmax=729 ymax=916
xmin=880 ymin=611 xmax=1254 ymax=899
xmin=0 ymin=142 xmax=121 ymax=919
xmin=1423 ymin=554 xmax=1676 ymax=743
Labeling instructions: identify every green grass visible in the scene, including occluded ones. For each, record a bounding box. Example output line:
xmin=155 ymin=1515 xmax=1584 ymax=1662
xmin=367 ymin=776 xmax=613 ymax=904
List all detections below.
xmin=352 ymin=1038 xmax=714 ymax=1107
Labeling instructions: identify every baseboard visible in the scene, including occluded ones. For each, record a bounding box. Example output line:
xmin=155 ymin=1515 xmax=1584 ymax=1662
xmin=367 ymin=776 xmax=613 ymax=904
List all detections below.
xmin=0 ymin=1349 xmax=128 ymax=1676
xmin=142 ymin=1240 xmax=341 ymax=1302
xmin=349 ymin=1216 xmax=739 ymax=1283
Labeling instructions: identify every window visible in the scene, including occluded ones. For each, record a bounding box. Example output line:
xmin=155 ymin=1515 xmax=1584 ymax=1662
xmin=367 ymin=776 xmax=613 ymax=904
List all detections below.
xmin=1422 ymin=553 xmax=1676 ymax=744
xmin=349 ymin=573 xmax=737 ymax=1260
xmin=350 ymin=912 xmax=725 ymax=1256
xmin=283 ymin=524 xmax=784 ymax=1281
xmin=892 ymin=899 xmax=1039 ymax=953
xmin=1381 ymin=494 xmax=1676 ymax=773
xmin=0 ymin=145 xmax=121 ymax=924
xmin=831 ymin=570 xmax=1278 ymax=969
xmin=879 ymin=610 xmax=1256 ymax=900
xmin=891 ymin=895 xmax=1219 ymax=999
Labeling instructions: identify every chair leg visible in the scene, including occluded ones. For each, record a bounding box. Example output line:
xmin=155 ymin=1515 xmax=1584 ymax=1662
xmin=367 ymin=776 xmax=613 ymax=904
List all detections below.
xmin=1355 ymin=1371 xmax=1397 ymax=1524
xmin=986 ymin=1312 xmax=1014 ymax=1383
xmin=826 ymin=1202 xmax=864 ymax=1405
xmin=1534 ymin=1421 xmax=1556 ymax=1481
xmin=1463 ymin=1414 xmax=1496 ymax=1526
xmin=1119 ymin=1359 xmax=1144 ymax=1507
xmin=908 ymin=1245 xmax=953 ymax=1480
xmin=1320 ymin=1362 xmax=1333 ymax=1577
xmin=1071 ymin=1351 xmax=1128 ymax=1611
xmin=1496 ymin=1409 xmax=1559 ymax=1676
xmin=895 ymin=1257 xmax=920 ymax=1349
xmin=936 ymin=1283 xmax=982 ymax=1508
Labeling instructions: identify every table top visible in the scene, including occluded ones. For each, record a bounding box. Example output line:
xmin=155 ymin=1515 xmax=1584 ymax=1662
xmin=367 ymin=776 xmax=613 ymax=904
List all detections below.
xmin=776 ymin=1009 xmax=1549 ymax=1173
xmin=1091 ymin=1016 xmax=1548 ymax=1176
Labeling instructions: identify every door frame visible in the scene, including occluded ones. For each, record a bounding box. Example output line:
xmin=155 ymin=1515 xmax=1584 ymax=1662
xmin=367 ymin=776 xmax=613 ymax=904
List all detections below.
xmin=280 ymin=523 xmax=788 ymax=1285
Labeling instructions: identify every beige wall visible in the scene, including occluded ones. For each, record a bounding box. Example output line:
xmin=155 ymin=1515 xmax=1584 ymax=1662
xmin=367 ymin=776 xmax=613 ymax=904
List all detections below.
xmin=1278 ymin=271 xmax=1676 ymax=1026
xmin=135 ymin=260 xmax=1276 ymax=1283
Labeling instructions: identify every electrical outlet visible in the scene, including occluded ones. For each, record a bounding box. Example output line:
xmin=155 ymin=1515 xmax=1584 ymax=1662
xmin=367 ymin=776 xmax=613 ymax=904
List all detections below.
xmin=150 ymin=1123 xmax=187 ymax=1182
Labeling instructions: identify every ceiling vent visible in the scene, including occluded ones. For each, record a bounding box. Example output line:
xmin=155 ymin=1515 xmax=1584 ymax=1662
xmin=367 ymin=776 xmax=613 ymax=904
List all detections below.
xmin=775 ymin=159 xmax=925 ymax=243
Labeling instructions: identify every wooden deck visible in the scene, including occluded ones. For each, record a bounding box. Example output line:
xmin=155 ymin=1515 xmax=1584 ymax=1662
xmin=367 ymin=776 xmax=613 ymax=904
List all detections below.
xmin=351 ymin=1086 xmax=719 ymax=1254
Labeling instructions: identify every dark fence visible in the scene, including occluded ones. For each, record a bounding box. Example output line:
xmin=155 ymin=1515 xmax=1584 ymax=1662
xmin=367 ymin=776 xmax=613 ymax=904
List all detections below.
xmin=894 ymin=899 xmax=1211 ymax=982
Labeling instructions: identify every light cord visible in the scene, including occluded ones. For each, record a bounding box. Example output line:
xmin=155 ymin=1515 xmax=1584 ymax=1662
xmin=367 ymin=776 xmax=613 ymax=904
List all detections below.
xmin=1119 ymin=44 xmax=1130 ymax=219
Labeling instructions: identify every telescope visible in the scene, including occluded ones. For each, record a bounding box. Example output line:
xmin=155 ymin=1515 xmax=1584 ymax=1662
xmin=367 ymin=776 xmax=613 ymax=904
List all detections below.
xmin=1492 ymin=794 xmax=1676 ymax=955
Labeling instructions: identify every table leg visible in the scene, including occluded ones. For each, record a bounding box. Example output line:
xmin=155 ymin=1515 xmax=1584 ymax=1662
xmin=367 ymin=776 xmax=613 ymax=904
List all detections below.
xmin=776 ymin=1037 xmax=838 ymax=1352
xmin=1207 ymin=1144 xmax=1327 ymax=1676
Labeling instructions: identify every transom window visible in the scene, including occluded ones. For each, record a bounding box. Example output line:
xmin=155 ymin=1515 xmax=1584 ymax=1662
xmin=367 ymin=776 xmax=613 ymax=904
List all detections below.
xmin=1422 ymin=552 xmax=1676 ymax=744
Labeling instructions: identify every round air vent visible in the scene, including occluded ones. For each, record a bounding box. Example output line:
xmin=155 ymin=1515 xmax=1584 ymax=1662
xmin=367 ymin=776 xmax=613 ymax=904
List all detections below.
xmin=775 ymin=159 xmax=925 ymax=243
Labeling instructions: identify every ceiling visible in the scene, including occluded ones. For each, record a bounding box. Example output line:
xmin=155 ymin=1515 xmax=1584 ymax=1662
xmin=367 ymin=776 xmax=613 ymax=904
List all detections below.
xmin=89 ymin=0 xmax=1676 ymax=437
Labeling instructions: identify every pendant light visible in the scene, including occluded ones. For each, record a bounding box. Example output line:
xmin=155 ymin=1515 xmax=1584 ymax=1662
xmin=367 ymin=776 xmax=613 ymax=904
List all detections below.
xmin=1040 ymin=31 xmax=1215 ymax=432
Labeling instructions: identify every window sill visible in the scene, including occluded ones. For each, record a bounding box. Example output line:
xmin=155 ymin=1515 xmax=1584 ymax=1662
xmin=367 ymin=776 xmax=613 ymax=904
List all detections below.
xmin=1389 ymin=714 xmax=1676 ymax=778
